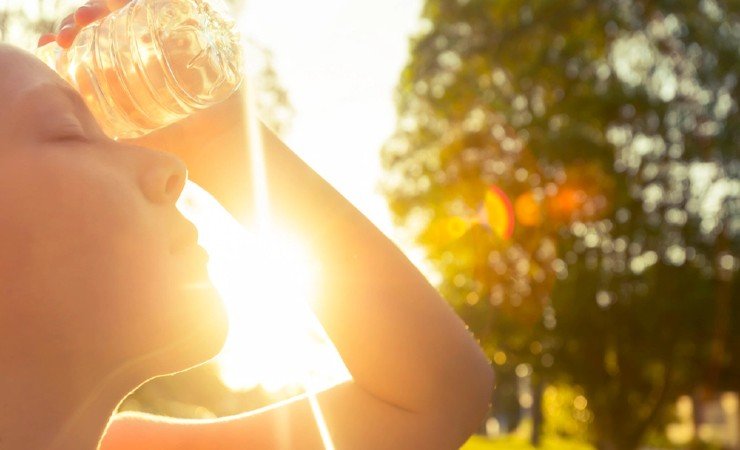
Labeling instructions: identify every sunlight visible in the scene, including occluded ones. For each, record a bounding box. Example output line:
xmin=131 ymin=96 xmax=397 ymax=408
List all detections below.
xmin=214 ymin=226 xmax=342 ymax=394
xmin=171 ymin=5 xmax=349 ymax=448
xmin=309 ymin=394 xmax=337 ymax=450
xmin=172 ymin=7 xmax=348 ymax=447
xmin=171 ymin=1 xmax=352 ymax=398
xmin=179 ymin=181 xmax=351 ymax=394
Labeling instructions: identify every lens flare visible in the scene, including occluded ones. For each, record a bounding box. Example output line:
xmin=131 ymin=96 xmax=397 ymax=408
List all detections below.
xmin=514 ymin=190 xmax=543 ymax=227
xmin=478 ymin=185 xmax=515 ymax=240
xmin=177 ymin=155 xmax=350 ymax=397
xmin=174 ymin=7 xmax=346 ymax=447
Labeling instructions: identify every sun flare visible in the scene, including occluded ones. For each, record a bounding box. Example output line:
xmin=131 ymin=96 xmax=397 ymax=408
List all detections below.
xmin=178 ymin=182 xmax=350 ymax=393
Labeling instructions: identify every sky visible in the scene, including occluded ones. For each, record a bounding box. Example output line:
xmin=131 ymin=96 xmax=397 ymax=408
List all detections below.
xmin=6 ymin=0 xmax=425 ymax=239
xmin=2 ymin=0 xmax=430 ymax=391
xmin=4 ymin=0 xmax=435 ymax=284
xmin=238 ymin=0 xmax=425 ymax=238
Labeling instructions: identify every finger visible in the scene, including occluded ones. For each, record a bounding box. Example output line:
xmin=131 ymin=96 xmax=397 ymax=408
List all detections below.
xmin=82 ymin=0 xmax=110 ymax=12
xmin=56 ymin=13 xmax=75 ymax=33
xmin=74 ymin=4 xmax=109 ymax=27
xmin=37 ymin=33 xmax=56 ymax=47
xmin=56 ymin=24 xmax=81 ymax=49
xmin=106 ymin=0 xmax=130 ymax=12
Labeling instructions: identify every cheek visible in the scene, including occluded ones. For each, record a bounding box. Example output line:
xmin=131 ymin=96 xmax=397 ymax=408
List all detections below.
xmin=0 ymin=148 xmax=222 ymax=368
xmin=0 ymin=151 xmax=169 ymax=327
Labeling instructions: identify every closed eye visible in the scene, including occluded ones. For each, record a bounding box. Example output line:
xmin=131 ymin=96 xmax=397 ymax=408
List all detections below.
xmin=49 ymin=118 xmax=89 ymax=143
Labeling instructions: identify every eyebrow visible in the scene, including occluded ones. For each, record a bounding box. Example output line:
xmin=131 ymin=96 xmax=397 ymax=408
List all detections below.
xmin=15 ymin=82 xmax=87 ymax=114
xmin=60 ymin=86 xmax=87 ymax=111
xmin=53 ymin=84 xmax=89 ymax=114
xmin=5 ymin=83 xmax=90 ymax=139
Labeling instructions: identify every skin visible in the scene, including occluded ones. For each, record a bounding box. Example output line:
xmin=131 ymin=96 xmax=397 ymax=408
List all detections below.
xmin=0 ymin=1 xmax=496 ymax=448
xmin=0 ymin=44 xmax=228 ymax=449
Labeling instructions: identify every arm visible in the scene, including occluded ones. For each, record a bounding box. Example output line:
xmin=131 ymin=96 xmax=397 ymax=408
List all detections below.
xmin=102 ymin=90 xmax=494 ymax=449
xmin=46 ymin=6 xmax=494 ymax=447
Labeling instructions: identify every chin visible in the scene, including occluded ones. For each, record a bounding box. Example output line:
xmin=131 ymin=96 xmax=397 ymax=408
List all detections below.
xmin=140 ymin=281 xmax=230 ymax=379
xmin=178 ymin=282 xmax=230 ymax=367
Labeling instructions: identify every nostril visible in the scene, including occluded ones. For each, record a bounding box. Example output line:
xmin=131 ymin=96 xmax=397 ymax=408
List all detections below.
xmin=165 ymin=173 xmax=185 ymax=199
xmin=135 ymin=146 xmax=188 ymax=204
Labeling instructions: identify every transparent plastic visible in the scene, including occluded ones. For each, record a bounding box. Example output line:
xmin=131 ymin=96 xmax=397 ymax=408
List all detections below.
xmin=36 ymin=0 xmax=242 ymax=139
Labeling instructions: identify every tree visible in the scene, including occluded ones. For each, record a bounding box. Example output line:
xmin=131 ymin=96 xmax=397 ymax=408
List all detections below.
xmin=0 ymin=0 xmax=59 ymax=46
xmin=381 ymin=0 xmax=739 ymax=449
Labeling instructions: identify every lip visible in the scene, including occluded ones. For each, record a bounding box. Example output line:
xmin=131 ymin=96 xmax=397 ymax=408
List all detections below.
xmin=171 ymin=222 xmax=201 ymax=255
xmin=179 ymin=243 xmax=210 ymax=264
xmin=176 ymin=243 xmax=211 ymax=280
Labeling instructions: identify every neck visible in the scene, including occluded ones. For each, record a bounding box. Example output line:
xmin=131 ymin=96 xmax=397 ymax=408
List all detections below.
xmin=0 ymin=355 xmax=136 ymax=450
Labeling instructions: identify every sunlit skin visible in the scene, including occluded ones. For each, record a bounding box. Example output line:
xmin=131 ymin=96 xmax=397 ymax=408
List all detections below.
xmin=0 ymin=1 xmax=494 ymax=449
xmin=0 ymin=44 xmax=228 ymax=449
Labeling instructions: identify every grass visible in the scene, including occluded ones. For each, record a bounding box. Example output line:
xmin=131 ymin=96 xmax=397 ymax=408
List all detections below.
xmin=461 ymin=435 xmax=595 ymax=450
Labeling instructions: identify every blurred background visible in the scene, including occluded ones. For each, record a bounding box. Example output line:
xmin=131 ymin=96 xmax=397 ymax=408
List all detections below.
xmin=1 ymin=0 xmax=738 ymax=449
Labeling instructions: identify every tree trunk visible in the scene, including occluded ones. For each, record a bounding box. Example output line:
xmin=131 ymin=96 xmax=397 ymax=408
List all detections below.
xmin=595 ymin=437 xmax=640 ymax=450
xmin=491 ymin=370 xmax=520 ymax=433
xmin=593 ymin=417 xmax=642 ymax=450
xmin=596 ymin=442 xmax=619 ymax=450
xmin=690 ymin=389 xmax=705 ymax=450
xmin=477 ymin=386 xmax=495 ymax=436
xmin=530 ymin=379 xmax=544 ymax=447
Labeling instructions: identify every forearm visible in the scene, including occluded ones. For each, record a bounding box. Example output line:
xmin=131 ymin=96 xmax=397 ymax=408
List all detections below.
xmin=104 ymin=381 xmax=472 ymax=450
xmin=128 ymin=89 xmax=493 ymax=435
xmin=257 ymin=111 xmax=493 ymax=420
xmin=122 ymin=90 xmax=254 ymax=222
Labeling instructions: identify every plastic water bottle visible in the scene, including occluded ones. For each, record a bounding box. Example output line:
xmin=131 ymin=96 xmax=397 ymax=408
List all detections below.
xmin=36 ymin=0 xmax=242 ymax=139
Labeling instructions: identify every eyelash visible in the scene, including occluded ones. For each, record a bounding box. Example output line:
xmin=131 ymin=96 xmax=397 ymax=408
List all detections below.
xmin=52 ymin=122 xmax=89 ymax=143
xmin=56 ymin=133 xmax=88 ymax=143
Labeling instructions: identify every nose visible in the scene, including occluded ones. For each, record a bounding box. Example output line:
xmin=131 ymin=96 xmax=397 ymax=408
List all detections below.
xmin=137 ymin=148 xmax=188 ymax=204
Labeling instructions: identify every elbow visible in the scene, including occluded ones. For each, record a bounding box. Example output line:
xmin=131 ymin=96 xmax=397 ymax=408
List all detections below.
xmin=461 ymin=341 xmax=496 ymax=419
xmin=442 ymin=355 xmax=495 ymax=447
xmin=466 ymin=358 xmax=495 ymax=429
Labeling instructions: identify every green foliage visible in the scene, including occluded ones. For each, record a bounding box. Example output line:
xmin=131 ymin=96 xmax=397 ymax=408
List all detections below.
xmin=382 ymin=0 xmax=739 ymax=448
xmin=0 ymin=0 xmax=66 ymax=47
xmin=542 ymin=384 xmax=593 ymax=442
xmin=462 ymin=434 xmax=594 ymax=450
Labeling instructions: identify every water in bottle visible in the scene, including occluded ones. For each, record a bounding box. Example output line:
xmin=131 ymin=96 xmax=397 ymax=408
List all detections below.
xmin=36 ymin=0 xmax=242 ymax=139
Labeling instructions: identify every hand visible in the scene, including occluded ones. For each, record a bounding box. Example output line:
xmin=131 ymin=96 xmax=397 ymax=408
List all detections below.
xmin=122 ymin=86 xmax=254 ymax=221
xmin=37 ymin=0 xmax=248 ymax=153
xmin=38 ymin=0 xmax=130 ymax=49
xmin=38 ymin=0 xmax=252 ymax=220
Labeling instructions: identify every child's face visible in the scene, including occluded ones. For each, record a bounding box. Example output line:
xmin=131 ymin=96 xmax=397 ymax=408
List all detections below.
xmin=0 ymin=44 xmax=227 ymax=379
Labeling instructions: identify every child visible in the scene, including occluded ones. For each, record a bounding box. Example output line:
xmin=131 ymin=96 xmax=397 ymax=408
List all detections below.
xmin=0 ymin=3 xmax=492 ymax=448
